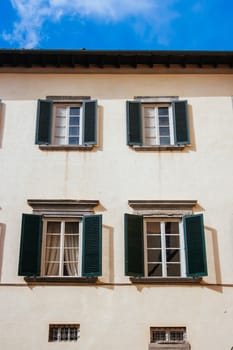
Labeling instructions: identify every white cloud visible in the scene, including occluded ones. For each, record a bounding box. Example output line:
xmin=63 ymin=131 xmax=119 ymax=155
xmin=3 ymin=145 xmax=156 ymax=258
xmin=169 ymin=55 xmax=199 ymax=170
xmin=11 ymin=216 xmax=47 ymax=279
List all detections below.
xmin=2 ymin=0 xmax=179 ymax=48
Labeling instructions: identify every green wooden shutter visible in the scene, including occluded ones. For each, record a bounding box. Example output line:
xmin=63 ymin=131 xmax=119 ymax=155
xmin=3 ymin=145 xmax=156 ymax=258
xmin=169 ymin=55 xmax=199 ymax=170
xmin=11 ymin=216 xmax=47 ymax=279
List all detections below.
xmin=125 ymin=214 xmax=144 ymax=276
xmin=172 ymin=100 xmax=190 ymax=144
xmin=183 ymin=214 xmax=207 ymax=277
xmin=82 ymin=215 xmax=102 ymax=276
xmin=83 ymin=100 xmax=97 ymax=144
xmin=18 ymin=214 xmax=43 ymax=276
xmin=35 ymin=99 xmax=53 ymax=144
xmin=126 ymin=101 xmax=142 ymax=145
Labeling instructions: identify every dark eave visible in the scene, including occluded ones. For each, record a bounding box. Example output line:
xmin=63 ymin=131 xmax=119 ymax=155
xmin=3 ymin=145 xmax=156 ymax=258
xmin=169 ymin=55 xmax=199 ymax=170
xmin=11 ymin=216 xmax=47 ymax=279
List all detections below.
xmin=0 ymin=49 xmax=232 ymax=69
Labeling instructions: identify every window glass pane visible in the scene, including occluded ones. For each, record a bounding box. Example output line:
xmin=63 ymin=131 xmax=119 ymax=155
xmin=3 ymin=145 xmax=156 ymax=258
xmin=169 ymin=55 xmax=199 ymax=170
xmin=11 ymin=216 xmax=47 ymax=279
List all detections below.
xmin=70 ymin=107 xmax=80 ymax=115
xmin=144 ymin=137 xmax=156 ymax=146
xmin=70 ymin=328 xmax=78 ymax=341
xmin=145 ymin=116 xmax=155 ymax=127
xmin=148 ymin=249 xmax=162 ymax=262
xmin=160 ymin=137 xmax=170 ymax=144
xmin=159 ymin=116 xmax=169 ymax=126
xmin=166 ymin=249 xmax=180 ymax=262
xmin=69 ymin=126 xmax=79 ymax=136
xmin=65 ymin=222 xmax=79 ymax=234
xmin=61 ymin=327 xmax=69 ymax=341
xmin=148 ymin=263 xmax=162 ymax=276
xmin=165 ymin=222 xmax=179 ymax=234
xmin=147 ymin=222 xmax=160 ymax=234
xmin=70 ymin=116 xmax=80 ymax=125
xmin=167 ymin=264 xmax=181 ymax=276
xmin=56 ymin=107 xmax=66 ymax=117
xmin=158 ymin=107 xmax=169 ymax=115
xmin=147 ymin=235 xmax=161 ymax=248
xmin=145 ymin=127 xmax=156 ymax=138
xmin=56 ymin=116 xmax=66 ymax=127
xmin=170 ymin=331 xmax=184 ymax=341
xmin=165 ymin=235 xmax=180 ymax=248
xmin=144 ymin=107 xmax=154 ymax=116
xmin=55 ymin=127 xmax=66 ymax=137
xmin=159 ymin=127 xmax=170 ymax=136
xmin=47 ymin=222 xmax=61 ymax=233
xmin=152 ymin=331 xmax=166 ymax=342
xmin=69 ymin=137 xmax=79 ymax=144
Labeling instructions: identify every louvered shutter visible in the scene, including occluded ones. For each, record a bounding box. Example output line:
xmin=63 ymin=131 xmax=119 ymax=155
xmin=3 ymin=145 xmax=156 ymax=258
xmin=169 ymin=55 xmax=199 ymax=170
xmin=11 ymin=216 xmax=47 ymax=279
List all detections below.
xmin=126 ymin=101 xmax=142 ymax=145
xmin=18 ymin=214 xmax=43 ymax=276
xmin=172 ymin=100 xmax=190 ymax=144
xmin=125 ymin=214 xmax=144 ymax=276
xmin=82 ymin=215 xmax=102 ymax=276
xmin=183 ymin=214 xmax=207 ymax=277
xmin=83 ymin=100 xmax=97 ymax=144
xmin=35 ymin=99 xmax=53 ymax=144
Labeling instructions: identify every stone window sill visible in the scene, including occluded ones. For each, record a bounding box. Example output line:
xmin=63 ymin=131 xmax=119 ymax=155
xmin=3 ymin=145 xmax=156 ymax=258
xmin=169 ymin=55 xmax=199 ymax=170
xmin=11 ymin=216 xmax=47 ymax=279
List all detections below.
xmin=132 ymin=145 xmax=185 ymax=151
xmin=39 ymin=144 xmax=94 ymax=151
xmin=130 ymin=277 xmax=202 ymax=284
xmin=24 ymin=276 xmax=98 ymax=284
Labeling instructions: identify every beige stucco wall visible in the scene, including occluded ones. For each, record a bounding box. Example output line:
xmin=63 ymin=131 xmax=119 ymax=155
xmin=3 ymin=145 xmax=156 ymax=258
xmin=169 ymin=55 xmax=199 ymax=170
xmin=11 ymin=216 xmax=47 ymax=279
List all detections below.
xmin=0 ymin=72 xmax=233 ymax=349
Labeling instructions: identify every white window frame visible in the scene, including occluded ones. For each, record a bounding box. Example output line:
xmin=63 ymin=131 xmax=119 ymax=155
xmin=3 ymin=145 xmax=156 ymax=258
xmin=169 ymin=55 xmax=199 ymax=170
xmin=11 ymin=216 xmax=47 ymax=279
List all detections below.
xmin=52 ymin=103 xmax=83 ymax=145
xmin=142 ymin=104 xmax=175 ymax=146
xmin=41 ymin=217 xmax=83 ymax=277
xmin=144 ymin=218 xmax=186 ymax=278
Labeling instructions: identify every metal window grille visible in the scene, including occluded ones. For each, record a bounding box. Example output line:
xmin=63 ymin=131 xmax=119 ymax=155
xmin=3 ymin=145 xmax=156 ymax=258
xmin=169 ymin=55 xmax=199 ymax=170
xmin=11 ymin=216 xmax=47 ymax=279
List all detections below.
xmin=49 ymin=324 xmax=80 ymax=342
xmin=151 ymin=327 xmax=186 ymax=343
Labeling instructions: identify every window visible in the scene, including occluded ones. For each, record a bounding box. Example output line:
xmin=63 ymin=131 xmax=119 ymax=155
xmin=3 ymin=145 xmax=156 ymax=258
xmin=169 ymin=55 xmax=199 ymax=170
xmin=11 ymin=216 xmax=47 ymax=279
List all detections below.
xmin=125 ymin=201 xmax=208 ymax=279
xmin=35 ymin=99 xmax=97 ymax=147
xmin=18 ymin=200 xmax=102 ymax=279
xmin=53 ymin=104 xmax=82 ymax=145
xmin=126 ymin=100 xmax=190 ymax=147
xmin=149 ymin=327 xmax=190 ymax=350
xmin=143 ymin=104 xmax=174 ymax=145
xmin=150 ymin=327 xmax=186 ymax=343
xmin=145 ymin=219 xmax=185 ymax=277
xmin=49 ymin=324 xmax=80 ymax=342
xmin=42 ymin=219 xmax=80 ymax=276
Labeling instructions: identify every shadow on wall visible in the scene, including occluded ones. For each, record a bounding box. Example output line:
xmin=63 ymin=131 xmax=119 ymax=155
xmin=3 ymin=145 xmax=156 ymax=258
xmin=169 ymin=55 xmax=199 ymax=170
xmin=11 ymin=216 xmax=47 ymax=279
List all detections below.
xmin=0 ymin=223 xmax=6 ymax=280
xmin=102 ymin=225 xmax=114 ymax=284
xmin=0 ymin=102 xmax=5 ymax=148
xmin=188 ymin=104 xmax=196 ymax=152
xmin=205 ymin=225 xmax=222 ymax=292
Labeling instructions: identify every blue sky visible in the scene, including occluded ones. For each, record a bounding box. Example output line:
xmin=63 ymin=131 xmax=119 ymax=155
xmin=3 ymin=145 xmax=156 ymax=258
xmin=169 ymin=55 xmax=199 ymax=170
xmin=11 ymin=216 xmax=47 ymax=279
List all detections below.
xmin=0 ymin=0 xmax=232 ymax=50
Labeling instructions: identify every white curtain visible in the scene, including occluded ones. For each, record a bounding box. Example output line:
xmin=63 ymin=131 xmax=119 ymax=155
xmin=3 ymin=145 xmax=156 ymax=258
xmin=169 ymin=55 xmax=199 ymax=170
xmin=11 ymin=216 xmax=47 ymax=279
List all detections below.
xmin=45 ymin=222 xmax=60 ymax=276
xmin=64 ymin=222 xmax=79 ymax=276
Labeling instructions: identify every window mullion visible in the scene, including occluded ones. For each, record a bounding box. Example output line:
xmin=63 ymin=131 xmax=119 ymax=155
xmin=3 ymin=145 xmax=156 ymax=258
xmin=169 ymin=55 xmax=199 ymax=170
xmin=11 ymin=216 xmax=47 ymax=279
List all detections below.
xmin=80 ymin=105 xmax=83 ymax=145
xmin=79 ymin=221 xmax=83 ymax=277
xmin=41 ymin=220 xmax=47 ymax=276
xmin=144 ymin=221 xmax=148 ymax=277
xmin=161 ymin=222 xmax=167 ymax=277
xmin=179 ymin=221 xmax=186 ymax=277
xmin=169 ymin=106 xmax=175 ymax=144
xmin=155 ymin=107 xmax=159 ymax=146
xmin=59 ymin=221 xmax=65 ymax=276
xmin=66 ymin=107 xmax=69 ymax=145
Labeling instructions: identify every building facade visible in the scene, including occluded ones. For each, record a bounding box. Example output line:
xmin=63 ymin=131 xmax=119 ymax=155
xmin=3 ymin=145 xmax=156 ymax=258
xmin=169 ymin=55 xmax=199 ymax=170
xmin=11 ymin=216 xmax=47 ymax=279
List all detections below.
xmin=0 ymin=50 xmax=233 ymax=350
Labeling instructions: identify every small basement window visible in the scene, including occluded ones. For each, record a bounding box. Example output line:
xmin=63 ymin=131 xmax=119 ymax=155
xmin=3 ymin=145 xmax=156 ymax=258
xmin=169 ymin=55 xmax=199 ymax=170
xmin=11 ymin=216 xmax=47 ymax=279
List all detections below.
xmin=150 ymin=327 xmax=186 ymax=343
xmin=49 ymin=324 xmax=80 ymax=342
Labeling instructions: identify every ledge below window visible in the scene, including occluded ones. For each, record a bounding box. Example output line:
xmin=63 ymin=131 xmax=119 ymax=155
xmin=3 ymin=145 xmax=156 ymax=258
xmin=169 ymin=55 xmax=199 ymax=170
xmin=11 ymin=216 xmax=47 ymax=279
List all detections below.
xmin=130 ymin=277 xmax=202 ymax=284
xmin=24 ymin=276 xmax=98 ymax=284
xmin=39 ymin=144 xmax=94 ymax=151
xmin=132 ymin=145 xmax=186 ymax=151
